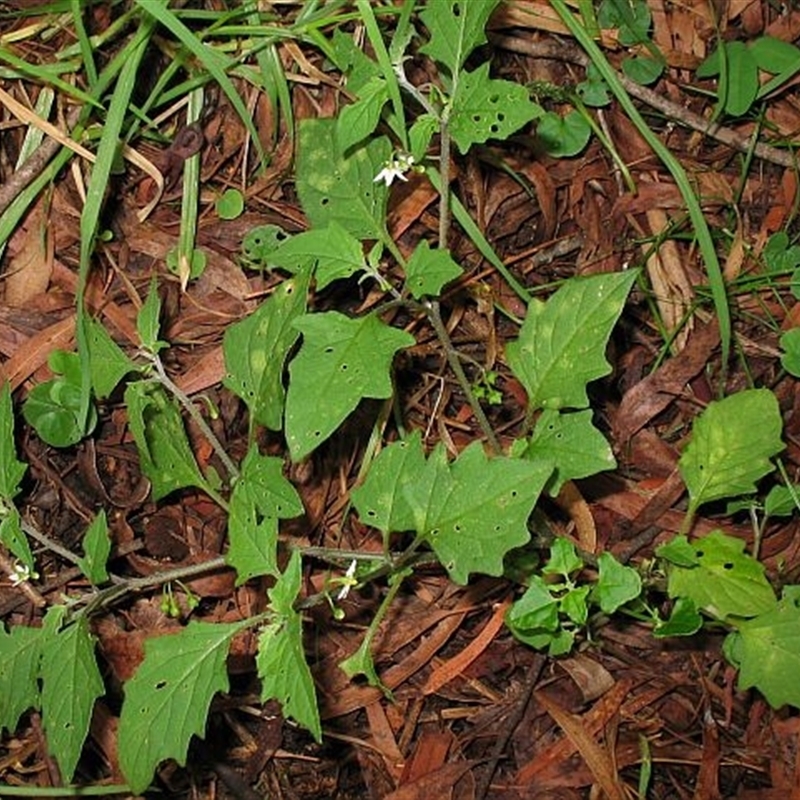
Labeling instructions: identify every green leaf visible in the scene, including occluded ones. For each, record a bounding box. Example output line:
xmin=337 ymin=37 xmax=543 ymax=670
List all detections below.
xmin=449 ymin=63 xmax=542 ymax=154
xmin=22 ymin=351 xmax=97 ymax=447
xmin=724 ymin=587 xmax=800 ymax=709
xmin=241 ymin=224 xmax=292 ymax=268
xmin=137 ymin=278 xmax=168 ymax=356
xmin=0 ymin=382 xmax=26 ymax=500
xmin=749 ymin=36 xmax=800 ymax=75
xmin=523 ymin=409 xmax=616 ymax=494
xmin=166 ymin=246 xmax=206 ymax=282
xmin=597 ymin=0 xmax=652 ymax=45
xmin=216 ymin=188 xmax=244 ymax=220
xmin=0 ymin=623 xmax=41 ymax=734
xmin=764 ymin=484 xmax=800 ymax=517
xmin=227 ymin=447 xmax=304 ymax=584
xmin=655 ymin=535 xmax=697 ymax=568
xmin=750 ymin=36 xmax=800 ymax=74
xmin=425 ymin=443 xmax=552 ymax=583
xmin=621 ymin=54 xmax=664 ymax=85
xmin=762 ymin=232 xmax=800 ymax=272
xmin=0 ymin=509 xmax=33 ymax=572
xmin=419 ymin=0 xmax=500 ymax=75
xmin=780 ymin=328 xmax=800 ymax=377
xmin=118 ymin=619 xmax=248 ymax=794
xmin=403 ymin=240 xmax=463 ymax=299
xmin=271 ymin=224 xmax=365 ymax=290
xmin=296 ymin=118 xmax=390 ymax=240
xmin=257 ymin=549 xmax=321 ymax=741
xmin=653 ymin=597 xmax=703 ymax=638
xmin=722 ymin=41 xmax=759 ymax=116
xmin=336 ymin=76 xmax=389 ymax=152
xmin=577 ymin=62 xmax=611 ymax=107
xmin=124 ymin=382 xmax=207 ymax=502
xmin=536 ymin=110 xmax=592 ymax=157
xmin=595 ymin=552 xmax=642 ymax=614
xmin=330 ymin=28 xmax=382 ymax=94
xmin=408 ymin=113 xmax=438 ymax=162
xmin=561 ymin=585 xmax=591 ymax=626
xmin=679 ymin=389 xmax=784 ymax=516
xmin=77 ymin=511 xmax=111 ymax=585
xmin=662 ymin=530 xmax=777 ymax=620
xmin=352 ymin=434 xmax=553 ymax=583
xmin=506 ymin=575 xmax=560 ymax=632
xmin=40 ymin=607 xmax=104 ymax=782
xmin=506 ymin=271 xmax=638 ymax=411
xmin=284 ymin=312 xmax=415 ymax=461
xmin=350 ymin=431 xmax=427 ymax=541
xmin=223 ymin=269 xmax=310 ymax=432
xmin=543 ymin=536 xmax=583 ymax=578
xmin=84 ymin=315 xmax=136 ymax=399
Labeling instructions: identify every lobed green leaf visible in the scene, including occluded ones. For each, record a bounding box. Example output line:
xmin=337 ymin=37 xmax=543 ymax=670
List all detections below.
xmin=118 ymin=619 xmax=249 ymax=794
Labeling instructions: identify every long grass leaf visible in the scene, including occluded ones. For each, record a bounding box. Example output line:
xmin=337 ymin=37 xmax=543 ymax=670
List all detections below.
xmin=134 ymin=0 xmax=268 ymax=170
xmin=549 ymin=0 xmax=731 ymax=389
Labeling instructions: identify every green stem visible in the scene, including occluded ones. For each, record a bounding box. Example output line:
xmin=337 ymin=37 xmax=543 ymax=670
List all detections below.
xmin=426 ymin=167 xmax=531 ymax=303
xmin=424 ymin=299 xmax=502 ymax=455
xmin=151 ymin=356 xmax=240 ymax=482
xmin=550 ymin=0 xmax=731 ymax=392
xmin=0 ymin=785 xmax=132 ymax=797
xmin=78 ymin=556 xmax=230 ymax=617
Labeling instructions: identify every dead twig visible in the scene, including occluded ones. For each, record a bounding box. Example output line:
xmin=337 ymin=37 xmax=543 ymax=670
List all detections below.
xmin=490 ymin=35 xmax=798 ymax=170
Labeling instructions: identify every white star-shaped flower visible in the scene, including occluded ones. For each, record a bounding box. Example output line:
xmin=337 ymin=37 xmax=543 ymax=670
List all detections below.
xmin=374 ymin=152 xmax=415 ymax=186
xmin=9 ymin=561 xmax=37 ymax=587
xmin=337 ymin=559 xmax=358 ymax=600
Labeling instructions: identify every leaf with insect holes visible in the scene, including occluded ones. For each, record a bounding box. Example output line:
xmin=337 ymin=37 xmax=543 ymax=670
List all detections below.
xmin=257 ymin=549 xmax=321 ymax=741
xmin=403 ymin=241 xmax=463 ymax=299
xmin=657 ymin=530 xmax=776 ymax=620
xmin=350 ymin=431 xmax=427 ymax=540
xmin=0 ymin=382 xmax=25 ymax=501
xmin=679 ymin=389 xmax=784 ymax=518
xmin=296 ymin=118 xmax=390 ymax=241
xmin=419 ymin=0 xmax=500 ymax=75
xmin=270 ymin=224 xmax=366 ymax=290
xmin=118 ymin=619 xmax=250 ymax=794
xmin=84 ymin=314 xmax=137 ymax=399
xmin=124 ymin=382 xmax=207 ymax=502
xmin=284 ymin=311 xmax=415 ymax=462
xmin=506 ymin=271 xmax=638 ymax=412
xmin=449 ymin=63 xmax=543 ymax=154
xmin=40 ymin=607 xmax=104 ymax=783
xmin=223 ymin=269 xmax=310 ymax=432
xmin=522 ymin=409 xmax=616 ymax=495
xmin=724 ymin=586 xmax=800 ymax=710
xmin=77 ymin=511 xmax=111 ymax=585
xmin=0 ymin=623 xmax=41 ymax=735
xmin=228 ymin=446 xmax=304 ymax=584
xmin=352 ymin=434 xmax=553 ymax=584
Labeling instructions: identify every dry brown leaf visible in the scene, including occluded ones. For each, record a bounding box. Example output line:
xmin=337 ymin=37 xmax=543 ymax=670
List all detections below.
xmin=534 ymin=690 xmax=627 ymax=800
xmin=559 ymin=654 xmax=616 ymax=704
xmin=422 ymin=598 xmax=510 ymax=696
xmin=643 ymin=207 xmax=694 ymax=352
xmin=3 ymin=198 xmax=52 ymax=307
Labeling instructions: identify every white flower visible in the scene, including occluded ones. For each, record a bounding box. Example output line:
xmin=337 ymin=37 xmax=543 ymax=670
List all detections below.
xmin=336 ymin=559 xmax=358 ymax=600
xmin=9 ymin=561 xmax=37 ymax=587
xmin=374 ymin=152 xmax=415 ymax=186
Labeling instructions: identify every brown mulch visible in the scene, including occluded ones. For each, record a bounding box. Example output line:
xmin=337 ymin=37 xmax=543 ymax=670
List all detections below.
xmin=1 ymin=2 xmax=799 ymax=798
